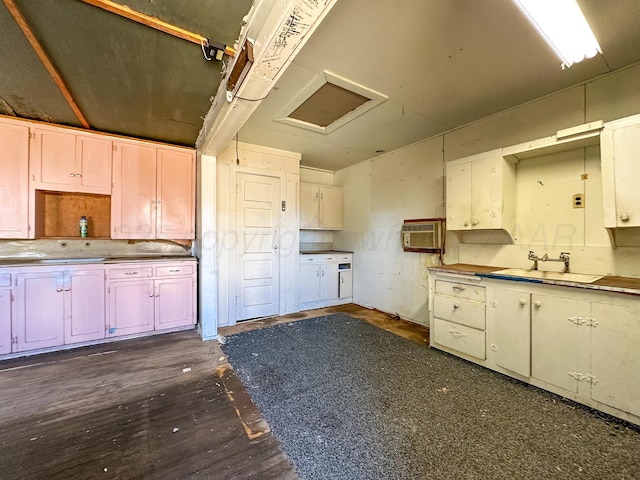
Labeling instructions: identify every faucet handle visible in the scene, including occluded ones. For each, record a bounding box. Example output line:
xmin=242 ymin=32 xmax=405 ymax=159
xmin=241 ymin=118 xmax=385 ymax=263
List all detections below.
xmin=528 ymin=250 xmax=536 ymax=259
xmin=560 ymin=251 xmax=570 ymax=258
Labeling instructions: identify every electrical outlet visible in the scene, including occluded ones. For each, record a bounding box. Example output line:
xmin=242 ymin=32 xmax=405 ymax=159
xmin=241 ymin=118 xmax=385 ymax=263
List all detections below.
xmin=573 ymin=193 xmax=585 ymax=208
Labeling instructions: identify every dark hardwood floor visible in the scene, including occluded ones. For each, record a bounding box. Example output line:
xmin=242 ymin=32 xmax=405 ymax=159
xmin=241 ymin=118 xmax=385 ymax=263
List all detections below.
xmin=0 ymin=305 xmax=427 ymax=479
xmin=0 ymin=331 xmax=297 ymax=480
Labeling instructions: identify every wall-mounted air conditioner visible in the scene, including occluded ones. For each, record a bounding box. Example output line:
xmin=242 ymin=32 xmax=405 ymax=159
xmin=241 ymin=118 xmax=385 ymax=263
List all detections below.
xmin=401 ymin=218 xmax=444 ymax=252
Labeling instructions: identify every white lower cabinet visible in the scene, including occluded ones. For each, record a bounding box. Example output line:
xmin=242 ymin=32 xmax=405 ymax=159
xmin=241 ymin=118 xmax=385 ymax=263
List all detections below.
xmin=590 ymin=303 xmax=640 ymax=418
xmin=299 ymin=253 xmax=352 ymax=310
xmin=0 ymin=278 xmax=13 ymax=355
xmin=491 ymin=287 xmax=531 ymax=378
xmin=430 ymin=271 xmax=640 ymax=426
xmin=107 ymin=261 xmax=196 ymax=337
xmin=432 ymin=279 xmax=486 ymax=360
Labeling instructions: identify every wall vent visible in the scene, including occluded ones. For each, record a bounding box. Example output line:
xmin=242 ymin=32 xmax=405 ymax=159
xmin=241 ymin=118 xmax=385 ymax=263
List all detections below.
xmin=275 ymin=70 xmax=387 ymax=134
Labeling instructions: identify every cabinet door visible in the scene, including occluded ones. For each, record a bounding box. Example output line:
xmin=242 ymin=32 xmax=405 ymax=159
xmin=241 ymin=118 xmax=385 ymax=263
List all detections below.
xmin=339 ymin=270 xmax=352 ymax=299
xmin=108 ymin=280 xmax=154 ymax=336
xmin=0 ymin=119 xmax=29 ymax=238
xmin=299 ymin=184 xmax=319 ymax=228
xmin=601 ymin=121 xmax=640 ymax=227
xmin=531 ymin=294 xmax=588 ymax=393
xmin=65 ymin=269 xmax=106 ymax=344
xmin=0 ymin=288 xmax=12 ymax=355
xmin=300 ymin=264 xmax=321 ymax=304
xmin=156 ymin=148 xmax=195 ymax=239
xmin=319 ymin=187 xmax=343 ymax=230
xmin=31 ymin=127 xmax=77 ymax=191
xmin=111 ymin=142 xmax=157 ymax=239
xmin=76 ymin=136 xmax=112 ymax=194
xmin=320 ymin=263 xmax=339 ymax=301
xmin=492 ymin=288 xmax=530 ymax=377
xmin=470 ymin=153 xmax=504 ymax=229
xmin=590 ymin=303 xmax=640 ymax=417
xmin=15 ymin=272 xmax=65 ymax=351
xmin=155 ymin=277 xmax=195 ymax=330
xmin=445 ymin=161 xmax=472 ymax=230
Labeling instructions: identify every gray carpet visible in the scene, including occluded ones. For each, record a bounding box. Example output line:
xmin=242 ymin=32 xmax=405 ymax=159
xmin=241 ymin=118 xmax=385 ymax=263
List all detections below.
xmin=221 ymin=314 xmax=640 ymax=480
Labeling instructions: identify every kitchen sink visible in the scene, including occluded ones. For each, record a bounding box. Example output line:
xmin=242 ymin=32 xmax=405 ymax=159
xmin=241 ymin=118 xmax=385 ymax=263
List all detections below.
xmin=491 ymin=268 xmax=604 ymax=284
xmin=40 ymin=258 xmax=105 ymax=264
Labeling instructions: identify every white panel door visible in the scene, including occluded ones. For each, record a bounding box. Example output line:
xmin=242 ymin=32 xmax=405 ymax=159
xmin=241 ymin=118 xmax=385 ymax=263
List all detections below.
xmin=492 ymin=287 xmax=531 ymax=377
xmin=590 ymin=303 xmax=640 ymax=417
xmin=531 ymin=294 xmax=588 ymax=393
xmin=236 ymin=173 xmax=280 ymax=321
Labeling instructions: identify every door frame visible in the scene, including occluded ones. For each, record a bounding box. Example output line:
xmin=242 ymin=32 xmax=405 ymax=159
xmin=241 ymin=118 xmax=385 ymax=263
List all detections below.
xmin=223 ymin=163 xmax=292 ymax=327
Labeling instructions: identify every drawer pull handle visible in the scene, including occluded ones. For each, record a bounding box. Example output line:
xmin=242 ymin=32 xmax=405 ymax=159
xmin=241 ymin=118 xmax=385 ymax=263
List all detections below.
xmin=125 ymin=272 xmax=138 ymax=275
xmin=452 ymin=286 xmax=466 ymax=291
xmin=453 ymin=304 xmax=459 ymax=309
xmin=449 ymin=329 xmax=466 ymax=338
xmin=169 ymin=269 xmax=180 ymax=273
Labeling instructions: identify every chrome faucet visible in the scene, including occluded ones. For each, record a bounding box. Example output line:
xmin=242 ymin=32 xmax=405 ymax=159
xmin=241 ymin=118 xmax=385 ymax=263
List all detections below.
xmin=528 ymin=251 xmax=571 ymax=272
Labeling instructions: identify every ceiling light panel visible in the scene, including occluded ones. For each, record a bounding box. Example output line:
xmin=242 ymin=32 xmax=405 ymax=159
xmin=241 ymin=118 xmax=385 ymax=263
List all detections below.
xmin=514 ymin=0 xmax=602 ymax=69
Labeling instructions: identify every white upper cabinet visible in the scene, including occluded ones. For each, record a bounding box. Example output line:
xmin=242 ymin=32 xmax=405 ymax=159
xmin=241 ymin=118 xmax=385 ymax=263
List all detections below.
xmin=0 ymin=118 xmax=29 ymax=239
xmin=300 ymin=183 xmax=342 ymax=230
xmin=601 ymin=113 xmax=640 ymax=228
xmin=30 ymin=125 xmax=112 ymax=195
xmin=446 ymin=149 xmax=516 ymax=234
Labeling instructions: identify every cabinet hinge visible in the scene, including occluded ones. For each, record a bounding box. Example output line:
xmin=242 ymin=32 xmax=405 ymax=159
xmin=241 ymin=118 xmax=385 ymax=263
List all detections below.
xmin=568 ymin=316 xmax=586 ymax=325
xmin=568 ymin=372 xmax=599 ymax=384
xmin=567 ymin=316 xmax=598 ymax=327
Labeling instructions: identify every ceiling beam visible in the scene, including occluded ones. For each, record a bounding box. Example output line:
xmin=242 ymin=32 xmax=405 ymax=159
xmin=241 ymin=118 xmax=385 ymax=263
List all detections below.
xmin=80 ymin=0 xmax=235 ymax=56
xmin=197 ymin=0 xmax=340 ymax=156
xmin=3 ymin=0 xmax=90 ymax=128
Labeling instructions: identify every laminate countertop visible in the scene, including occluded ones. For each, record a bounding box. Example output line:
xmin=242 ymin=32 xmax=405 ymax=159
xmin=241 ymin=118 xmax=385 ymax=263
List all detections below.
xmin=0 ymin=256 xmax=196 ymax=268
xmin=429 ymin=263 xmax=640 ymax=296
xmin=299 ymin=250 xmax=353 ymax=255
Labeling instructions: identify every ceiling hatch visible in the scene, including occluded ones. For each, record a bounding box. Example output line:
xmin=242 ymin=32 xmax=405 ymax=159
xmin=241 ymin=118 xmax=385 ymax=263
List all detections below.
xmin=275 ymin=71 xmax=387 ymax=134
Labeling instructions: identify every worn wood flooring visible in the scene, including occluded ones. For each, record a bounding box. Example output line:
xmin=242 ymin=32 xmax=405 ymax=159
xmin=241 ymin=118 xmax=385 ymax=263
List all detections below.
xmin=0 ymin=331 xmax=296 ymax=480
xmin=220 ymin=304 xmax=430 ymax=347
xmin=0 ymin=304 xmax=428 ymax=479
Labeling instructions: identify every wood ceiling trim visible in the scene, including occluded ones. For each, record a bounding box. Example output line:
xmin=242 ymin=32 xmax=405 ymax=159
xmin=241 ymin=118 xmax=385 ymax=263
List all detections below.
xmin=2 ymin=0 xmax=90 ymax=128
xmin=80 ymin=0 xmax=235 ymax=56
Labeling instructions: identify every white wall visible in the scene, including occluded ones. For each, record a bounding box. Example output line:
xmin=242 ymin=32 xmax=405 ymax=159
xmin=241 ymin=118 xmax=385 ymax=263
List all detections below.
xmin=334 ymin=137 xmax=445 ymax=324
xmin=335 ymin=63 xmax=640 ymax=323
xmin=216 ymin=142 xmax=300 ymax=328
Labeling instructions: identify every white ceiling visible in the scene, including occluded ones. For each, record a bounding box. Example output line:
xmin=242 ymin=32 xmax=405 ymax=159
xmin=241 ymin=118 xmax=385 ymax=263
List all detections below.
xmin=238 ymin=0 xmax=640 ymax=171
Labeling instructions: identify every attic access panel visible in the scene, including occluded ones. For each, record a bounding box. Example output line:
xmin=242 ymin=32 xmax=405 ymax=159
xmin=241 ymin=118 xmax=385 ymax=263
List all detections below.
xmin=275 ymin=71 xmax=387 ymax=134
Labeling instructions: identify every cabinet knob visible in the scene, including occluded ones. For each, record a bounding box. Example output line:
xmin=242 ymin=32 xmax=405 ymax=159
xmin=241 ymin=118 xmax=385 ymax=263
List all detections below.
xmin=149 ymin=294 xmax=154 ymax=297
xmin=56 ymin=288 xmax=63 ymax=292
xmin=453 ymin=304 xmax=459 ymax=309
xmin=620 ymin=213 xmax=630 ymax=222
xmin=68 ymin=173 xmax=76 ymax=177
xmin=64 ymin=288 xmax=70 ymax=292
xmin=471 ymin=219 xmax=479 ymax=226
xmin=519 ymin=299 xmax=526 ymax=305
xmin=534 ymin=301 xmax=541 ymax=308
xmin=463 ymin=221 xmax=469 ymax=227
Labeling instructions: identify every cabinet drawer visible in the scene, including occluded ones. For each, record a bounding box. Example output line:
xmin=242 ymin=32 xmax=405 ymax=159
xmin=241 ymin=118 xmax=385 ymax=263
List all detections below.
xmin=301 ymin=255 xmax=336 ymax=263
xmin=109 ymin=266 xmax=153 ymax=279
xmin=434 ymin=294 xmax=485 ymax=329
xmin=433 ymin=318 xmax=486 ymax=360
xmin=338 ymin=254 xmax=352 ymax=262
xmin=435 ymin=279 xmax=485 ymax=302
xmin=0 ymin=273 xmax=10 ymax=287
xmin=155 ymin=263 xmax=194 ymax=277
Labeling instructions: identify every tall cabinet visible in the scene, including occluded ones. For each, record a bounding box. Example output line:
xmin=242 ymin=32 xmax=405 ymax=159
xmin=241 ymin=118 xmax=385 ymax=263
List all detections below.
xmin=0 ymin=118 xmax=29 ymax=239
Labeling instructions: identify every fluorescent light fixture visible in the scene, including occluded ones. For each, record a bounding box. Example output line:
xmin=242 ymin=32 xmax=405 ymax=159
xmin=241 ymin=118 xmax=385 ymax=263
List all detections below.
xmin=514 ymin=0 xmax=602 ymax=69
